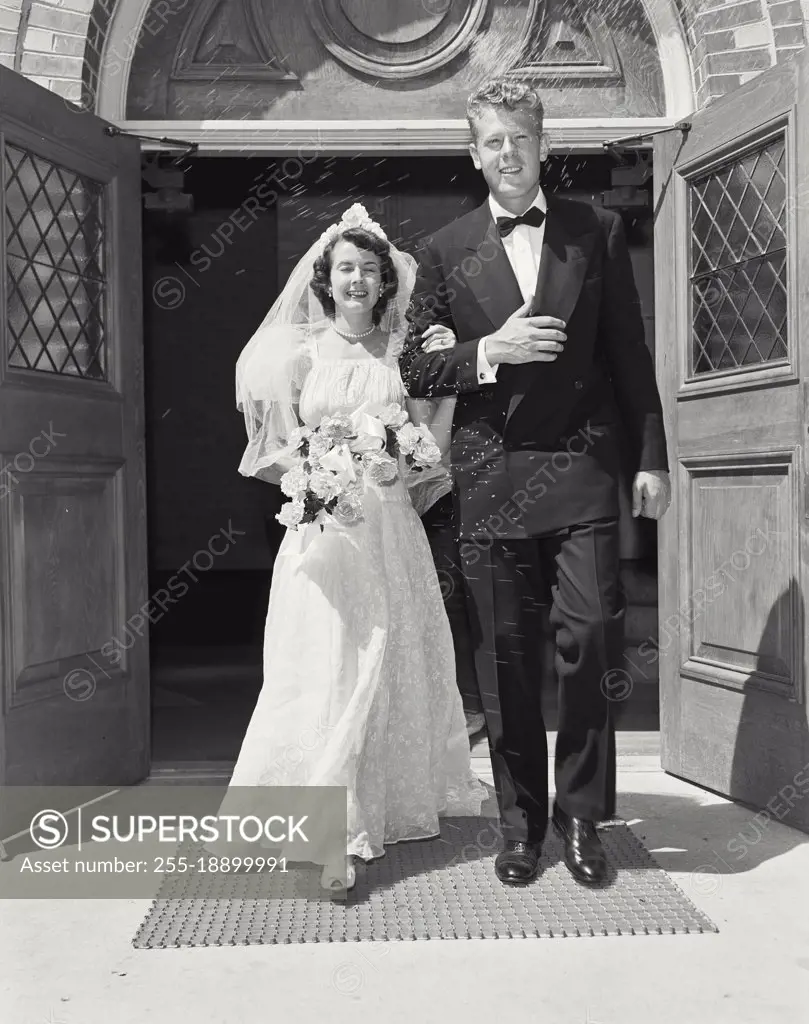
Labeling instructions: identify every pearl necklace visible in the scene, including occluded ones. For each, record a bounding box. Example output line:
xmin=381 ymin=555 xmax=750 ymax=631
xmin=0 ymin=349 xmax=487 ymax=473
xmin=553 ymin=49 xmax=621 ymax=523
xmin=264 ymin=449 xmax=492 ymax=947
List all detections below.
xmin=334 ymin=324 xmax=375 ymax=339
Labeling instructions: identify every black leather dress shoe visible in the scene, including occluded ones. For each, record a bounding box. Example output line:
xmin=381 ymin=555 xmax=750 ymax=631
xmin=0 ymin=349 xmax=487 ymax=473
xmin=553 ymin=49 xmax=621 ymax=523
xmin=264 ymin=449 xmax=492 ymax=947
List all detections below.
xmin=494 ymin=840 xmax=542 ymax=884
xmin=552 ymin=804 xmax=607 ymax=885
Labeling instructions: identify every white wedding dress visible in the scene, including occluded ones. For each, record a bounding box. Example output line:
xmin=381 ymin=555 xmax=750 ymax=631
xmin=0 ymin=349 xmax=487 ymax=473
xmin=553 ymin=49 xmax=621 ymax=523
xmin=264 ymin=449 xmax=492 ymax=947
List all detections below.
xmin=227 ymin=330 xmax=485 ymax=862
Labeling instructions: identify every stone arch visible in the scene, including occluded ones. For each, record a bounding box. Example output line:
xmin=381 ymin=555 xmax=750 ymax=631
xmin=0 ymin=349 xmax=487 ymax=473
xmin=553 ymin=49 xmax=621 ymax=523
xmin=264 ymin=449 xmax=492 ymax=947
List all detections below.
xmin=94 ymin=0 xmax=691 ymax=124
xmin=1 ymin=0 xmax=806 ymax=116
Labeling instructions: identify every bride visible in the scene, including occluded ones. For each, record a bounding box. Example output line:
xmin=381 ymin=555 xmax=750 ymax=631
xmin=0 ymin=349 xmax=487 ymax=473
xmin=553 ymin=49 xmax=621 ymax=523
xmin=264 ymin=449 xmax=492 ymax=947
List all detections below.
xmin=226 ymin=204 xmax=485 ymax=891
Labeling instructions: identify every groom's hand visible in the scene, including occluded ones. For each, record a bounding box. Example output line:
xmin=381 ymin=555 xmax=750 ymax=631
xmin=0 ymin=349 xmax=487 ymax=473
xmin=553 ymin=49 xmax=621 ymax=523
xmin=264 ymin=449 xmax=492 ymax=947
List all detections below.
xmin=632 ymin=470 xmax=671 ymax=519
xmin=482 ymin=298 xmax=567 ymax=366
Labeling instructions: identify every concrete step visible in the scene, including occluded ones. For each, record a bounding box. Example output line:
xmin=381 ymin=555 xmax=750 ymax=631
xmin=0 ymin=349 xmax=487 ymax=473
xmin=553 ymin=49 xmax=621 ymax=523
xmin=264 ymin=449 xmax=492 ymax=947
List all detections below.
xmin=470 ymin=730 xmax=660 ymax=759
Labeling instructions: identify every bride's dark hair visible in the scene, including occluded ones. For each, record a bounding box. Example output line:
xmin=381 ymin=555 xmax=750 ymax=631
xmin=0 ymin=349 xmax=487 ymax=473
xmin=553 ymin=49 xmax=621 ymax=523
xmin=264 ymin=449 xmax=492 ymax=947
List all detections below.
xmin=310 ymin=228 xmax=399 ymax=326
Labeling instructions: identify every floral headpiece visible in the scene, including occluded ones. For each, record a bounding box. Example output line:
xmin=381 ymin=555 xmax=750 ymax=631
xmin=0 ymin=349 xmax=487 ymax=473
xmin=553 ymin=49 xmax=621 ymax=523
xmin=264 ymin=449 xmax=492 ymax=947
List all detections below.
xmin=316 ymin=203 xmax=388 ymax=251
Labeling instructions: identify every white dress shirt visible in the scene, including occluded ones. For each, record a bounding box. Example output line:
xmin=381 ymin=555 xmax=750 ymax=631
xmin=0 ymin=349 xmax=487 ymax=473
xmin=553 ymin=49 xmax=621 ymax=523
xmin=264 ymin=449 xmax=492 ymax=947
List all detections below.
xmin=476 ymin=187 xmax=548 ymax=383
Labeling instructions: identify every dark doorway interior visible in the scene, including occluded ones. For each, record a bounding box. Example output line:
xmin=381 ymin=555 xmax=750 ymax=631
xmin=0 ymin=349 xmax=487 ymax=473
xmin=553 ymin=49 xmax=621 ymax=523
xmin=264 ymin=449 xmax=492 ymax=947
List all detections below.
xmin=141 ymin=153 xmax=657 ymax=764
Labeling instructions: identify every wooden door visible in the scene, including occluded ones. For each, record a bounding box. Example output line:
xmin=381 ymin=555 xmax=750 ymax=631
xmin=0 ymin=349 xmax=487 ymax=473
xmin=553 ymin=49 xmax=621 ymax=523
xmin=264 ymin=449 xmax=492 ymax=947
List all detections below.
xmin=0 ymin=65 xmax=149 ymax=788
xmin=655 ymin=51 xmax=809 ymax=831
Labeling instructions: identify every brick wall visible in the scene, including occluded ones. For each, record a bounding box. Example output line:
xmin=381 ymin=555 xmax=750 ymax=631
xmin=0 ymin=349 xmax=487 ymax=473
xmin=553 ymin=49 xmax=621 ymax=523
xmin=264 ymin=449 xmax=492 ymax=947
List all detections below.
xmin=685 ymin=0 xmax=806 ymax=105
xmin=0 ymin=0 xmax=23 ymax=70
xmin=6 ymin=0 xmax=95 ymax=101
xmin=767 ymin=0 xmax=808 ymax=58
xmin=3 ymin=0 xmax=809 ymax=116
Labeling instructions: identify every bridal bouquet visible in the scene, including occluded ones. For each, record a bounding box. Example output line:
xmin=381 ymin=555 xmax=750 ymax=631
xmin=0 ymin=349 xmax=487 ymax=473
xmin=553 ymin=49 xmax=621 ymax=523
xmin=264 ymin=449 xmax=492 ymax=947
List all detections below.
xmin=276 ymin=404 xmax=442 ymax=532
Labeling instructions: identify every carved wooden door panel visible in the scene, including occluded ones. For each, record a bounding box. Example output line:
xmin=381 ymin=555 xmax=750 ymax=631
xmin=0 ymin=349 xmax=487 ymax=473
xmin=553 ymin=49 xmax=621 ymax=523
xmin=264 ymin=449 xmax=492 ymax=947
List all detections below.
xmin=654 ymin=52 xmax=809 ymax=831
xmin=0 ymin=65 xmax=149 ymax=788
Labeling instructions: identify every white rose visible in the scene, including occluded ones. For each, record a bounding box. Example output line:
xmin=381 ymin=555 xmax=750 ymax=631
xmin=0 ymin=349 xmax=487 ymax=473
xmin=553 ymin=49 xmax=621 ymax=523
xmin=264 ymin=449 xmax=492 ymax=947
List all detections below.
xmin=332 ymin=490 xmax=364 ymax=526
xmin=307 ymin=433 xmax=331 ymax=461
xmin=309 ymin=469 xmax=342 ymax=502
xmin=363 ymin=451 xmax=399 ymax=484
xmin=319 ymin=414 xmax=354 ymax=441
xmin=412 ymin=437 xmax=442 ymax=467
xmin=276 ymin=499 xmax=305 ymax=530
xmin=280 ymin=466 xmax=308 ymax=497
xmin=377 ymin=403 xmax=408 ymax=429
xmin=396 ymin=422 xmax=421 ymax=455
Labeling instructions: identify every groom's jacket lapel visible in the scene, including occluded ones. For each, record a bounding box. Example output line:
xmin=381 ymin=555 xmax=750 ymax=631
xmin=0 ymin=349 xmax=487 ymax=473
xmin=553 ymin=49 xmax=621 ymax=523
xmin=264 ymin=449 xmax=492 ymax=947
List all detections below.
xmin=460 ymin=203 xmax=524 ymax=333
xmin=457 ymin=194 xmax=596 ymax=333
xmin=531 ymin=194 xmax=596 ymax=325
xmin=505 ymin=195 xmax=598 ymax=425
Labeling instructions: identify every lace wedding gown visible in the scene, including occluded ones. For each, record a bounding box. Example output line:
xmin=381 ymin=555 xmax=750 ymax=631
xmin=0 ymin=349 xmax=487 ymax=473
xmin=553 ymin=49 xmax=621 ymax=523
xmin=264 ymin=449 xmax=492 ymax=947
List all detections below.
xmin=227 ymin=331 xmax=485 ymax=862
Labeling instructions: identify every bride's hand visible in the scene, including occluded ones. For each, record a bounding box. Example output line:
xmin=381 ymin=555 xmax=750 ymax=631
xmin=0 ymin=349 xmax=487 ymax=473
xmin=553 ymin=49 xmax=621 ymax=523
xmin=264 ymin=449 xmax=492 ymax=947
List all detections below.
xmin=421 ymin=324 xmax=457 ymax=353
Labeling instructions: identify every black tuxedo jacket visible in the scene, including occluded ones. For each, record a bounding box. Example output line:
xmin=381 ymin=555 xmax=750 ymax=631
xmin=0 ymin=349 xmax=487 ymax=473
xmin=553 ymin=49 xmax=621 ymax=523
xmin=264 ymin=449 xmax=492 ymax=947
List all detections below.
xmin=399 ymin=195 xmax=669 ymax=540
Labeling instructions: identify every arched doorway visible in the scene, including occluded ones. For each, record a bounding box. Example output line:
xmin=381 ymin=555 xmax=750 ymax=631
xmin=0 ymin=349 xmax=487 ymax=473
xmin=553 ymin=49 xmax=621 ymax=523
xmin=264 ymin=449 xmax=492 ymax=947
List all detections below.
xmin=92 ymin=0 xmax=694 ymax=147
xmin=99 ymin=0 xmax=697 ymax=761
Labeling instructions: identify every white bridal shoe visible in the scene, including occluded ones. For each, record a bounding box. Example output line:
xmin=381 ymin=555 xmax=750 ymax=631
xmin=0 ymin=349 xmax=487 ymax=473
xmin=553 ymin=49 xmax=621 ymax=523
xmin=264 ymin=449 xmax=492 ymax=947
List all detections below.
xmin=320 ymin=857 xmax=356 ymax=892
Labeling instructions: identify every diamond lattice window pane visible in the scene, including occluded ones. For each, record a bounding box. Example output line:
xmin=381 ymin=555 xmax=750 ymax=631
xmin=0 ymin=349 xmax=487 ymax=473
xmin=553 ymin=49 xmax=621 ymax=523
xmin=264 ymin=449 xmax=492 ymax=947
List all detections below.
xmin=690 ymin=136 xmax=787 ymax=375
xmin=4 ymin=144 xmax=106 ymax=379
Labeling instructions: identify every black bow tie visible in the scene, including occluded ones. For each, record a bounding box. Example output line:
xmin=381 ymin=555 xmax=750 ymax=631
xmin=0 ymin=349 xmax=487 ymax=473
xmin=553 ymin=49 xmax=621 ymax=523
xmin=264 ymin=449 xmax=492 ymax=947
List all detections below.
xmin=496 ymin=207 xmax=546 ymax=238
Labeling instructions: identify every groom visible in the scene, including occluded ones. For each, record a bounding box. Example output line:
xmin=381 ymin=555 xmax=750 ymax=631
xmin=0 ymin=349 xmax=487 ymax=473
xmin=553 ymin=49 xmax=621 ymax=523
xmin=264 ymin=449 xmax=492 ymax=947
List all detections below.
xmin=400 ymin=79 xmax=670 ymax=886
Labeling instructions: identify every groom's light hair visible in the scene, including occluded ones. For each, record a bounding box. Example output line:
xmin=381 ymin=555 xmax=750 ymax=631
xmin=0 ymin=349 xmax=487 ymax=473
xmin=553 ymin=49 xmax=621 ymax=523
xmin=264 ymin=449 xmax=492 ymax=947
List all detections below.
xmin=466 ymin=79 xmax=544 ymax=141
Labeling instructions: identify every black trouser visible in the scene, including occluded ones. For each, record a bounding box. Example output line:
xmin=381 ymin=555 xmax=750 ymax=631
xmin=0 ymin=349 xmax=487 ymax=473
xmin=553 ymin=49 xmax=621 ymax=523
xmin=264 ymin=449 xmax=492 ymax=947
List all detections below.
xmin=421 ymin=494 xmax=483 ymax=715
xmin=461 ymin=518 xmax=624 ymax=843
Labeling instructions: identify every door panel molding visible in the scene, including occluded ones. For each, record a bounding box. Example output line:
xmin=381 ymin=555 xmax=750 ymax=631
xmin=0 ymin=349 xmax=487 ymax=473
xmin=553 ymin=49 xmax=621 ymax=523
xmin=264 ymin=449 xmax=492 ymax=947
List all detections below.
xmin=676 ymin=387 xmax=801 ymax=456
xmin=676 ymin=115 xmax=791 ymax=180
xmin=106 ymin=117 xmax=676 ymax=155
xmin=0 ymin=115 xmax=120 ymax=186
xmin=678 ymin=448 xmax=802 ymax=702
xmin=2 ymin=459 xmax=127 ymax=709
xmin=12 ymin=654 xmax=128 ymax=709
